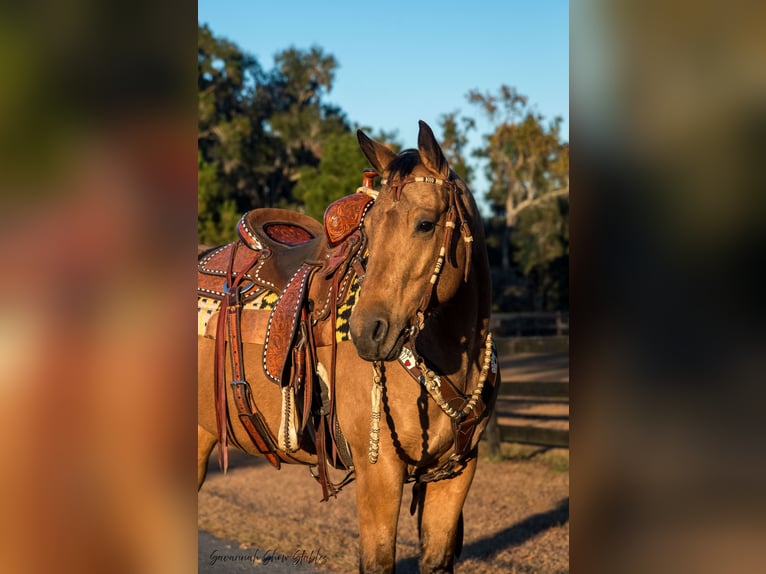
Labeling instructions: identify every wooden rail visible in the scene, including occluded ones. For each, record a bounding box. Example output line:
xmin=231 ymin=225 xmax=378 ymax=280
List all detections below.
xmin=490 ymin=311 xmax=569 ymax=337
xmin=494 ymin=424 xmax=569 ymax=449
xmin=484 ymin=379 xmax=569 ymax=453
xmin=498 ymin=381 xmax=569 ymax=399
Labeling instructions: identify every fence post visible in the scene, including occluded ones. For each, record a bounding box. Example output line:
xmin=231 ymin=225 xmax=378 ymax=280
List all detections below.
xmin=485 ymin=409 xmax=500 ymax=459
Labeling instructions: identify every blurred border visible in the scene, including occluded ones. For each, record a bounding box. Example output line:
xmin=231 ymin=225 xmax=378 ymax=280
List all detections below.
xmin=2 ymin=1 xmax=765 ymax=572
xmin=0 ymin=1 xmax=197 ymax=573
xmin=572 ymin=1 xmax=766 ymax=572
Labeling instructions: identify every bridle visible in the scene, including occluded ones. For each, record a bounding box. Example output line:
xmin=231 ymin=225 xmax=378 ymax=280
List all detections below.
xmin=378 ymin=174 xmax=475 ymax=339
xmin=360 ymin=171 xmax=498 ymax=483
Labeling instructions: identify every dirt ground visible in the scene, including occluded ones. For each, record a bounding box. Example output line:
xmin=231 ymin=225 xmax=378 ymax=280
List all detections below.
xmin=198 ymin=352 xmax=569 ymax=573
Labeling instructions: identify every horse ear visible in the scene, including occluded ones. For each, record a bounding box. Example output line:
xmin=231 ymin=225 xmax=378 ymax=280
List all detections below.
xmin=417 ymin=120 xmax=450 ymax=179
xmin=357 ymin=129 xmax=397 ymax=177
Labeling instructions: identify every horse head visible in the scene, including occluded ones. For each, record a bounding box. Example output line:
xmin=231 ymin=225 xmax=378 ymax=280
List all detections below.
xmin=350 ymin=121 xmax=486 ymax=362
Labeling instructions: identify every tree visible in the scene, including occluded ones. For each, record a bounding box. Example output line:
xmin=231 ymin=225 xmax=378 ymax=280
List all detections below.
xmin=292 ymin=132 xmax=367 ymax=220
xmin=438 ymin=111 xmax=476 ymax=184
xmin=198 ymin=23 xmax=272 ymax=242
xmin=198 ymin=150 xmax=239 ymax=244
xmin=468 ymin=85 xmax=569 ymax=271
xmin=467 ymin=85 xmax=569 ymax=310
xmin=197 ymin=24 xmax=355 ymax=242
xmin=512 ymin=195 xmax=569 ymax=310
xmin=294 ymin=129 xmax=401 ymax=221
xmin=262 ymin=45 xmax=350 ymax=207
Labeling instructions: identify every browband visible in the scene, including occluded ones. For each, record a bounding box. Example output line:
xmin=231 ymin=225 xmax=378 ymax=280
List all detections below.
xmin=381 ymin=176 xmax=457 ymax=201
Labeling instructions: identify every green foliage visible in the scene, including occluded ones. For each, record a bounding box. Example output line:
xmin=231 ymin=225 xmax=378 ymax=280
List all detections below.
xmin=512 ymin=195 xmax=569 ymax=310
xmin=468 ymin=85 xmax=568 ymax=221
xmin=293 ymin=132 xmax=369 ymax=220
xmin=197 ymin=24 xmax=357 ymax=244
xmin=198 ymin=23 xmax=269 ymax=218
xmin=198 ymin=151 xmax=238 ymax=245
xmin=438 ymin=111 xmax=476 ymax=184
xmin=481 ymin=114 xmax=567 ymax=213
xmin=513 ymin=197 xmax=569 ymax=276
xmin=266 ymin=44 xmax=350 ymax=185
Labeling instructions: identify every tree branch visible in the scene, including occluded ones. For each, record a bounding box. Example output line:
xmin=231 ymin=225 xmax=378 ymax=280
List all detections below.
xmin=507 ymin=187 xmax=569 ymax=226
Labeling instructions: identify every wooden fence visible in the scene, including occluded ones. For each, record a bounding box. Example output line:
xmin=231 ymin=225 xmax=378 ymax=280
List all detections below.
xmin=489 ymin=311 xmax=569 ymax=338
xmin=484 ymin=379 xmax=570 ymax=453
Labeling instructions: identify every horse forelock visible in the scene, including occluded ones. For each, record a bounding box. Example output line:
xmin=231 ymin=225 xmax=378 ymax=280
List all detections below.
xmin=381 ymin=149 xmax=484 ymax=249
xmin=386 ymin=148 xmax=421 ymax=181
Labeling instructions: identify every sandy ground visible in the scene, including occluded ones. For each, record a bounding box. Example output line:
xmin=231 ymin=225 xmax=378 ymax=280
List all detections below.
xmin=198 ymin=351 xmax=569 ymax=573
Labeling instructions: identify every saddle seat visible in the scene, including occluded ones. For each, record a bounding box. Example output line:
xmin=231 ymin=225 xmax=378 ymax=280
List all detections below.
xmin=237 ymin=208 xmax=326 ymax=293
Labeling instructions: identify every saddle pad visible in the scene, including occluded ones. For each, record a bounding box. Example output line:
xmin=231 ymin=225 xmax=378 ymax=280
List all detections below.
xmin=196 ymin=276 xmax=359 ymax=344
xmin=334 ymin=272 xmax=360 ymax=343
xmin=197 ymin=291 xmax=278 ymax=337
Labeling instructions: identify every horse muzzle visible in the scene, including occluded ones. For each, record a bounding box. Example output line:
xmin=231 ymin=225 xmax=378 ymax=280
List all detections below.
xmin=349 ymin=311 xmax=408 ymax=362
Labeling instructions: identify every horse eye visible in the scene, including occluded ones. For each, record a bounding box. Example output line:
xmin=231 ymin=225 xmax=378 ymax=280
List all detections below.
xmin=416 ymin=220 xmax=436 ymax=234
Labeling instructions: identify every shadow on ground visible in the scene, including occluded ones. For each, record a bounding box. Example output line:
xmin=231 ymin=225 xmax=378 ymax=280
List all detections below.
xmin=395 ymin=497 xmax=569 ymax=573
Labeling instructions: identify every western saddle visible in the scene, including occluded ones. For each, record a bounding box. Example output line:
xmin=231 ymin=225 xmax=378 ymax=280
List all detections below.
xmin=197 ymin=172 xmax=377 ymax=500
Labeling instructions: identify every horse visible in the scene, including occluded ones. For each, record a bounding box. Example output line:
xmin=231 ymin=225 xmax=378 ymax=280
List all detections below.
xmin=197 ymin=120 xmax=499 ymax=573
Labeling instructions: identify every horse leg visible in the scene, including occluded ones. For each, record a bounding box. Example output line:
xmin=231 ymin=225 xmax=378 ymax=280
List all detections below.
xmin=354 ymin=460 xmax=406 ymax=573
xmin=197 ymin=425 xmax=217 ymax=490
xmin=417 ymin=457 xmax=478 ymax=573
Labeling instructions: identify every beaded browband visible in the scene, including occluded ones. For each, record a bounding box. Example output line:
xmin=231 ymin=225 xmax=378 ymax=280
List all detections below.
xmin=380 ymin=175 xmax=457 ymax=202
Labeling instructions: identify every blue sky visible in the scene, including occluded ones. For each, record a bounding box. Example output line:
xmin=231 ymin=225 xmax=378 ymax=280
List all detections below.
xmin=198 ymin=1 xmax=568 ymax=200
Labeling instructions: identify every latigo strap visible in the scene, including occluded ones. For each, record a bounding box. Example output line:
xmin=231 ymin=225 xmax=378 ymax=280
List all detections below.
xmin=215 ymin=242 xmax=282 ymax=472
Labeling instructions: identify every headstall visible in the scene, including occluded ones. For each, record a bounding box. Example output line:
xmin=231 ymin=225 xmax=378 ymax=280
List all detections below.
xmin=360 ymin=172 xmax=497 ymax=482
xmin=378 ymin=175 xmax=475 ymax=337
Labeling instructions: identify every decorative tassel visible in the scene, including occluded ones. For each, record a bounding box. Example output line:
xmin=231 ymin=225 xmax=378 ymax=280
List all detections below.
xmin=462 ymin=224 xmax=473 ymax=283
xmin=278 ymin=385 xmax=299 ymax=452
xmin=368 ymin=361 xmax=384 ymax=464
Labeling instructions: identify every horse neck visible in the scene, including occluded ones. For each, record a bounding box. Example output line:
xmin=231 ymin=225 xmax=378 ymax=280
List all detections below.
xmin=415 ymin=244 xmax=491 ymax=391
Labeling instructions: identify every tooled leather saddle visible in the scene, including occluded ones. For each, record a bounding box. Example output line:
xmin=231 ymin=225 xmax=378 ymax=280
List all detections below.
xmin=197 ymin=178 xmax=375 ymax=500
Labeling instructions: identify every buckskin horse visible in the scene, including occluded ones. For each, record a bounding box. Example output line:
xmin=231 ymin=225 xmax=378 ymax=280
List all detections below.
xmin=197 ymin=121 xmax=499 ymax=573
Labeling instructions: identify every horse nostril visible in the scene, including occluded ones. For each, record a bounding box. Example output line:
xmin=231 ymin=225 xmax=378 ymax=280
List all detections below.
xmin=371 ymin=319 xmax=388 ymax=343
